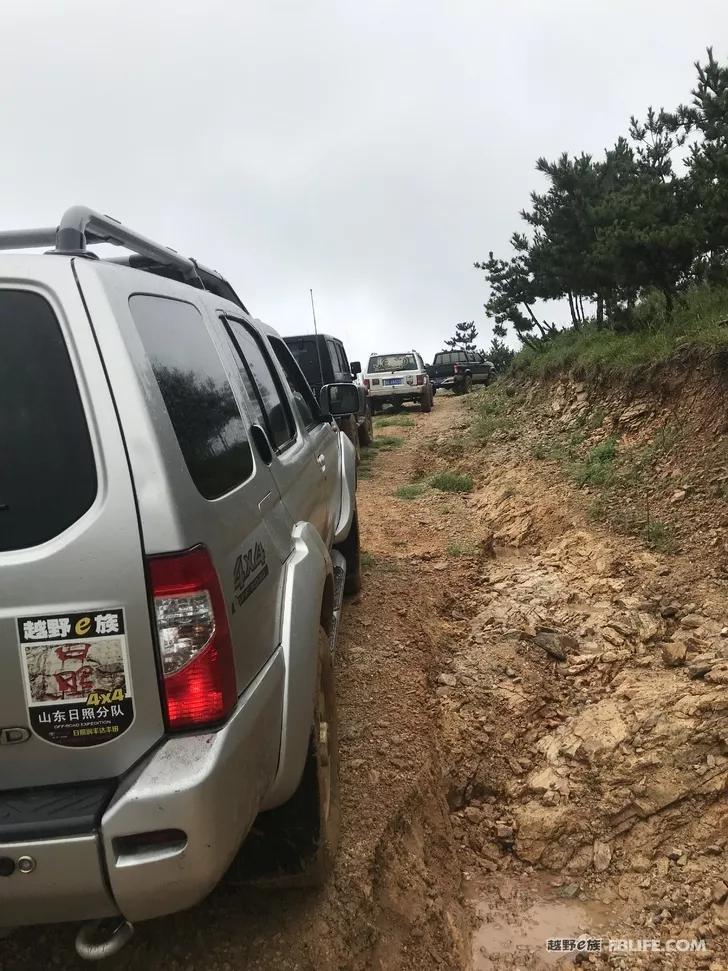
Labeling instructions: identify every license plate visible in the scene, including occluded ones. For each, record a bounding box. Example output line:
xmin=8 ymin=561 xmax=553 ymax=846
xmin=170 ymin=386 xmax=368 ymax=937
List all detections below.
xmin=384 ymin=378 xmax=402 ymax=385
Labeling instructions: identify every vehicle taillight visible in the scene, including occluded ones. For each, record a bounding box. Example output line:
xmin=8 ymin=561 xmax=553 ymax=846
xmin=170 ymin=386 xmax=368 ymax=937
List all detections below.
xmin=454 ymin=363 xmax=462 ymax=374
xmin=147 ymin=546 xmax=236 ymax=731
xmin=363 ymin=378 xmax=370 ymax=388
xmin=416 ymin=374 xmax=425 ymax=385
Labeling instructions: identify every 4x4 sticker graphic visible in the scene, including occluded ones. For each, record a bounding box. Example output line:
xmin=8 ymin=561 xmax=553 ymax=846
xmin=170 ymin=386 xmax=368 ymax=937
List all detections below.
xmin=16 ymin=608 xmax=134 ymax=748
xmin=232 ymin=541 xmax=269 ymax=613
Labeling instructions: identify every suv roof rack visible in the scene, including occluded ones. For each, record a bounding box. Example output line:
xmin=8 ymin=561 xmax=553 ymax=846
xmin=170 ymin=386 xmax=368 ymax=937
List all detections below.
xmin=0 ymin=205 xmax=248 ymax=312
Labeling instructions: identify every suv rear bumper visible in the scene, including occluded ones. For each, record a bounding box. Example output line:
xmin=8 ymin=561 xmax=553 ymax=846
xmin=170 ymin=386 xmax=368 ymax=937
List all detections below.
xmin=0 ymin=648 xmax=284 ymax=926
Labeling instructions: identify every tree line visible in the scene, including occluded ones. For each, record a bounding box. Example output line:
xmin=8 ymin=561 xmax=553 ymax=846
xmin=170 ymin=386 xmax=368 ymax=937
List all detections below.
xmin=475 ymin=48 xmax=728 ymax=351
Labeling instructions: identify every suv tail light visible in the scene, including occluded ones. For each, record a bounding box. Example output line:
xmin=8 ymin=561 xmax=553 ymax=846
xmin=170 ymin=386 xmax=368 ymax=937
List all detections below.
xmin=147 ymin=546 xmax=236 ymax=731
xmin=454 ymin=363 xmax=462 ymax=374
xmin=363 ymin=378 xmax=370 ymax=388
xmin=416 ymin=374 xmax=425 ymax=385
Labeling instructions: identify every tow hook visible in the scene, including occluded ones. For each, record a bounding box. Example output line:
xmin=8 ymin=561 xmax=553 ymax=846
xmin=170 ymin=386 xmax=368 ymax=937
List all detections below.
xmin=75 ymin=918 xmax=134 ymax=961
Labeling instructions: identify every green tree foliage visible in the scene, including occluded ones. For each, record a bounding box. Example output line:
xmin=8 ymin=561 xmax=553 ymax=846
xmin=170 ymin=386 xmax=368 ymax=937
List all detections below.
xmin=445 ymin=320 xmax=479 ymax=351
xmin=485 ymin=336 xmax=514 ymax=373
xmin=476 ymin=48 xmax=728 ymax=347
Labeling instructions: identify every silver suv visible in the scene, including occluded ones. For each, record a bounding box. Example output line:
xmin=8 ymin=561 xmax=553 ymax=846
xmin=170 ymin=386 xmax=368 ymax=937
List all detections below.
xmin=0 ymin=207 xmax=361 ymax=958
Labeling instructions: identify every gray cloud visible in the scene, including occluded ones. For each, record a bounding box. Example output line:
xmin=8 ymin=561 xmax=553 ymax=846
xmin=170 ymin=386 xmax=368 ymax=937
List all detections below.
xmin=1 ymin=0 xmax=725 ymax=364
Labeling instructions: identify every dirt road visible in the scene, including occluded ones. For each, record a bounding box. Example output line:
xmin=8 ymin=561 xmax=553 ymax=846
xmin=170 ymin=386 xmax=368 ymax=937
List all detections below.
xmin=2 ymin=397 xmax=472 ymax=971
xmin=4 ymin=390 xmax=728 ymax=970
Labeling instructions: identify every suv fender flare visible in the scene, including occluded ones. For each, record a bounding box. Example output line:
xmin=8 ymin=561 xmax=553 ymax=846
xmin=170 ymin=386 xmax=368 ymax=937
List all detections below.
xmin=334 ymin=431 xmax=357 ymax=546
xmin=261 ymin=521 xmax=333 ymax=810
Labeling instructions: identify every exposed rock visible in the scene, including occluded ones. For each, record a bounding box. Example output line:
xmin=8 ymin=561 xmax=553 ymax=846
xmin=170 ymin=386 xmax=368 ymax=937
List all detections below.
xmin=532 ymin=629 xmax=578 ymax=661
xmin=528 ymin=765 xmax=569 ymax=796
xmin=436 ymin=672 xmax=457 ymax=687
xmin=662 ymin=642 xmax=687 ymax=667
xmin=713 ymin=882 xmax=728 ymax=905
xmin=688 ymin=655 xmax=716 ymax=679
xmin=705 ymin=662 xmax=728 ymax=684
xmin=568 ymin=700 xmax=629 ymax=760
xmin=619 ymin=402 xmax=650 ymax=424
xmin=513 ymin=803 xmax=571 ymax=864
xmin=593 ymin=840 xmax=612 ymax=872
xmin=681 ymin=614 xmax=705 ymax=630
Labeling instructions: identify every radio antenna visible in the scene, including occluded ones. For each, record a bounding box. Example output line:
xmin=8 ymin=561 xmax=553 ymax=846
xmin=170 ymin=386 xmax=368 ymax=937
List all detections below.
xmin=310 ymin=288 xmax=325 ymax=390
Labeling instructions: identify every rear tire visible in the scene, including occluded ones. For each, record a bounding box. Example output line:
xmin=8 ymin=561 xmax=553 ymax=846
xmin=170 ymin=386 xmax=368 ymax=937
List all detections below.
xmin=336 ymin=508 xmax=362 ymax=595
xmin=358 ymin=411 xmax=374 ymax=447
xmin=464 ymin=374 xmax=473 ymax=394
xmin=226 ymin=631 xmax=340 ymax=887
xmin=421 ymin=390 xmax=432 ymax=413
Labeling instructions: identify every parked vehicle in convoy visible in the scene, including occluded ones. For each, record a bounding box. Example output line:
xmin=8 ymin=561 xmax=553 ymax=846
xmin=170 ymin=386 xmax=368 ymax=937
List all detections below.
xmin=0 ymin=207 xmax=362 ymax=960
xmin=283 ymin=333 xmax=373 ymax=450
xmin=427 ymin=349 xmax=495 ymax=394
xmin=363 ymin=351 xmax=433 ymax=412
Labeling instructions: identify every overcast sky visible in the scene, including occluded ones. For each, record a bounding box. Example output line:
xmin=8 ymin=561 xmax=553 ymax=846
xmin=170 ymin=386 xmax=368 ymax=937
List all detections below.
xmin=1 ymin=1 xmax=726 ymax=365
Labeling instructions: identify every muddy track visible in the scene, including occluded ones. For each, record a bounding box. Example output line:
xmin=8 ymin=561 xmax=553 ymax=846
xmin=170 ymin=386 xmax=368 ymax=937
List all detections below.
xmin=1 ymin=397 xmax=473 ymax=971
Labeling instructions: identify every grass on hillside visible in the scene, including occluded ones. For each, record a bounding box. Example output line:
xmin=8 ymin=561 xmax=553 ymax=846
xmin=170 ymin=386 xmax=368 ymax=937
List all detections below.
xmin=375 ymin=414 xmax=415 ymax=428
xmin=510 ymin=285 xmax=728 ymax=380
xmin=430 ymin=471 xmax=474 ymax=493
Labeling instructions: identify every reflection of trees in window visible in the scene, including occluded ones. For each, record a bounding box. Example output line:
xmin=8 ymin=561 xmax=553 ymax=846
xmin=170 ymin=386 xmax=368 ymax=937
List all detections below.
xmin=154 ymin=365 xmax=252 ymax=497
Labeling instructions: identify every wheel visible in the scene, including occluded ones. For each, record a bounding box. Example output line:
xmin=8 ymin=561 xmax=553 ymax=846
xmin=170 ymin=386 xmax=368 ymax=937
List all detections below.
xmin=420 ymin=390 xmax=432 ymax=413
xmin=336 ymin=508 xmax=362 ymax=595
xmin=227 ymin=631 xmax=340 ymax=887
xmin=464 ymin=374 xmax=473 ymax=394
xmin=293 ymin=638 xmax=340 ymax=886
xmin=430 ymin=388 xmax=435 ymax=409
xmin=358 ymin=410 xmax=374 ymax=447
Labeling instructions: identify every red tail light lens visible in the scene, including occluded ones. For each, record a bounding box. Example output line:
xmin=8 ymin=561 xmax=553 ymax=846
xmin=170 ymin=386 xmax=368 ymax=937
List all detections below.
xmin=363 ymin=378 xmax=370 ymax=388
xmin=454 ymin=363 xmax=462 ymax=374
xmin=147 ymin=546 xmax=236 ymax=731
xmin=416 ymin=374 xmax=425 ymax=385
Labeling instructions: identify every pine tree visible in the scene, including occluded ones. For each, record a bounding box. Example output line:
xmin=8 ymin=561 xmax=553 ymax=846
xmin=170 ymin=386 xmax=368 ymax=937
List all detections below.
xmin=444 ymin=321 xmax=479 ymax=351
xmin=485 ymin=336 xmax=514 ymax=373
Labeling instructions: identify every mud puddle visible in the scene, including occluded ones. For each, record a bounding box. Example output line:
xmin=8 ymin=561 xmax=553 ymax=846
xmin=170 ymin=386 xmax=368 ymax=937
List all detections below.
xmin=468 ymin=875 xmax=614 ymax=968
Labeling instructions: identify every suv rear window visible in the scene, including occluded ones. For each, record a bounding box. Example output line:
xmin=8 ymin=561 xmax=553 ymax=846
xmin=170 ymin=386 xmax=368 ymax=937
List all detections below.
xmin=367 ymin=354 xmax=417 ymax=372
xmin=129 ymin=295 xmax=253 ymax=499
xmin=0 ymin=290 xmax=97 ymax=551
xmin=283 ymin=336 xmax=326 ymax=387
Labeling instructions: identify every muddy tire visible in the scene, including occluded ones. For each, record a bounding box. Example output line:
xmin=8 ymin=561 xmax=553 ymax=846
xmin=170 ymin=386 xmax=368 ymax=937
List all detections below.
xmin=282 ymin=638 xmax=340 ymax=886
xmin=420 ymin=390 xmax=432 ymax=413
xmin=358 ymin=411 xmax=374 ymax=447
xmin=336 ymin=508 xmax=362 ymax=595
xmin=226 ymin=632 xmax=339 ymax=887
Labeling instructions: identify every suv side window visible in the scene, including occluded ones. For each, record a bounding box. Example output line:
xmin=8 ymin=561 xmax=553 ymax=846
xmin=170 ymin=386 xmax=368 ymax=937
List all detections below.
xmin=129 ymin=295 xmax=253 ymax=499
xmin=326 ymin=339 xmax=343 ymax=378
xmin=337 ymin=342 xmax=351 ymax=375
xmin=1 ymin=290 xmax=97 ymax=551
xmin=269 ymin=336 xmax=321 ymax=428
xmin=225 ymin=318 xmax=296 ymax=451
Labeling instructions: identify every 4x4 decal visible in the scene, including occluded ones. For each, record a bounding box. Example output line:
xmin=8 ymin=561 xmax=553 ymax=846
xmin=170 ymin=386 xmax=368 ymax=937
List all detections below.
xmin=232 ymin=541 xmax=269 ymax=613
xmin=15 ymin=608 xmax=134 ymax=748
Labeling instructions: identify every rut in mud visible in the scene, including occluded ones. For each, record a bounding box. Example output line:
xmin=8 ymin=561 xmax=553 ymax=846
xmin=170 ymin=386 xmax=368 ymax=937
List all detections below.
xmin=4 ymin=384 xmax=728 ymax=971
